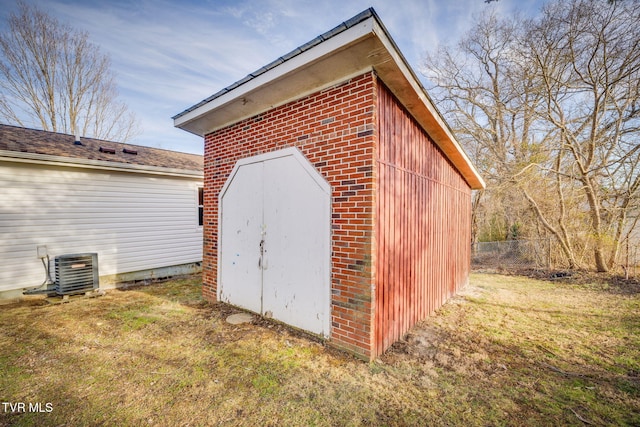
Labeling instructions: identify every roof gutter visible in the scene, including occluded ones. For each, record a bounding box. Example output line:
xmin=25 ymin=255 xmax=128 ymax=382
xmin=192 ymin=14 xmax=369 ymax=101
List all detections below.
xmin=0 ymin=150 xmax=203 ymax=178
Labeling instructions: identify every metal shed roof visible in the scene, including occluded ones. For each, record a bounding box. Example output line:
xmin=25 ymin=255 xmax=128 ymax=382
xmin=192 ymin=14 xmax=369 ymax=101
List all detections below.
xmin=173 ymin=8 xmax=484 ymax=189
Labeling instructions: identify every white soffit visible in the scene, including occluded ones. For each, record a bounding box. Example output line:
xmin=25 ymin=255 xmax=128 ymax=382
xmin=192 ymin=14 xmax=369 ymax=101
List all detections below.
xmin=173 ymin=18 xmax=377 ymax=136
xmin=368 ymin=21 xmax=486 ymax=190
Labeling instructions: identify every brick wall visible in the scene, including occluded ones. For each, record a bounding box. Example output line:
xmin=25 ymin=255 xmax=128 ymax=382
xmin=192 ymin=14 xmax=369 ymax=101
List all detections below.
xmin=203 ymin=72 xmax=378 ymax=358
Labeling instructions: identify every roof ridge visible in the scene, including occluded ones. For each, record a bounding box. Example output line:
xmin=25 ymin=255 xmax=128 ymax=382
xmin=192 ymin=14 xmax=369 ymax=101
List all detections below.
xmin=0 ymin=123 xmax=202 ymax=158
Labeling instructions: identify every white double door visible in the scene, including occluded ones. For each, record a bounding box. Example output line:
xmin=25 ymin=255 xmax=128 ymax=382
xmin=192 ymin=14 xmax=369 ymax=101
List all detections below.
xmin=219 ymin=148 xmax=331 ymax=337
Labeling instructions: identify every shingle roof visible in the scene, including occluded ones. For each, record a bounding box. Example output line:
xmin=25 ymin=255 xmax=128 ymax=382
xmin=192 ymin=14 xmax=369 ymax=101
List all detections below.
xmin=0 ymin=124 xmax=203 ymax=172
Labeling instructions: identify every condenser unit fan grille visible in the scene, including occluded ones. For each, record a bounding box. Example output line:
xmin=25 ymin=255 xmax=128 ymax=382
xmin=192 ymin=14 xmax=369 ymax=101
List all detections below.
xmin=54 ymin=253 xmax=99 ymax=295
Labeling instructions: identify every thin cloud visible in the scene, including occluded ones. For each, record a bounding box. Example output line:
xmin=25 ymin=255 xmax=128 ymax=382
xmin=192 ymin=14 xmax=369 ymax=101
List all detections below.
xmin=0 ymin=0 xmax=545 ymax=154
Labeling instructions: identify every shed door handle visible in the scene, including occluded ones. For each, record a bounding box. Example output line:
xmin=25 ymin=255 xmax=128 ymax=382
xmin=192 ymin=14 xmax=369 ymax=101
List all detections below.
xmin=258 ymin=239 xmax=264 ymax=269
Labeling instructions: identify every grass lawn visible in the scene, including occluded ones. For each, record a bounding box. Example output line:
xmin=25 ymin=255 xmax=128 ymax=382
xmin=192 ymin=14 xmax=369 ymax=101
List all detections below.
xmin=0 ymin=273 xmax=638 ymax=426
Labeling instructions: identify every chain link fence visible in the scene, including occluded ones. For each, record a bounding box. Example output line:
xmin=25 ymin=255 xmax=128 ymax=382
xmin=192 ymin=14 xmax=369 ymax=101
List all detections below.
xmin=472 ymin=239 xmax=552 ymax=271
xmin=472 ymin=238 xmax=640 ymax=277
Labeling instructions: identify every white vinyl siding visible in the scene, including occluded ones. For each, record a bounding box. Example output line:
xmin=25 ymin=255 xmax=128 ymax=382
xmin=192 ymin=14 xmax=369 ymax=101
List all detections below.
xmin=0 ymin=161 xmax=203 ymax=292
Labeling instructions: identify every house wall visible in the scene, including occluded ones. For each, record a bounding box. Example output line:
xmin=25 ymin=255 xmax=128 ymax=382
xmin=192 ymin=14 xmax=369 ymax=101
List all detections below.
xmin=0 ymin=160 xmax=203 ymax=296
xmin=374 ymin=82 xmax=472 ymax=356
xmin=203 ymin=72 xmax=378 ymax=358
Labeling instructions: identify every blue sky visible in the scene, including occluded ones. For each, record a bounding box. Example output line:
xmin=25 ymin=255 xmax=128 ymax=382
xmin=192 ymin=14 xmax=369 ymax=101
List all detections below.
xmin=0 ymin=0 xmax=545 ymax=154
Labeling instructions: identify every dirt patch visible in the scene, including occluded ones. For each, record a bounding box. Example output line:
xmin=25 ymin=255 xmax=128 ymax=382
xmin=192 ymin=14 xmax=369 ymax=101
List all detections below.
xmin=509 ymin=268 xmax=640 ymax=295
xmin=384 ymin=324 xmax=444 ymax=361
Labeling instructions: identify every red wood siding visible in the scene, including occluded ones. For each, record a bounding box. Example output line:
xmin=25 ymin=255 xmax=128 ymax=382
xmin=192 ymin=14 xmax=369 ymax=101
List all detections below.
xmin=374 ymin=82 xmax=472 ymax=356
xmin=203 ymin=73 xmax=377 ymax=358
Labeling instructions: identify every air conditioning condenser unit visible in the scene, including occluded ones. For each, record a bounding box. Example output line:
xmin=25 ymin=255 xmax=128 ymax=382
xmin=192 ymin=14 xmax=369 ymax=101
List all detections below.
xmin=54 ymin=253 xmax=99 ymax=295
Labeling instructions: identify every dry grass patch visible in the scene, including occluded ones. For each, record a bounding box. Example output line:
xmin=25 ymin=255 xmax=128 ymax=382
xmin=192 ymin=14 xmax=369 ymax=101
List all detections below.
xmin=0 ymin=273 xmax=638 ymax=426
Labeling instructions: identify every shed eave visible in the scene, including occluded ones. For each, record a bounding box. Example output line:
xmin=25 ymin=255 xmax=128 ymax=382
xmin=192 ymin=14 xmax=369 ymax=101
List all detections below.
xmin=368 ymin=23 xmax=486 ymax=190
xmin=174 ymin=12 xmax=485 ymax=190
xmin=173 ymin=18 xmax=376 ymax=136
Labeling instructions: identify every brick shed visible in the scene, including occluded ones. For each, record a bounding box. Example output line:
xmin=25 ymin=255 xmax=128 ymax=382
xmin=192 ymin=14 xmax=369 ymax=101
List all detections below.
xmin=174 ymin=8 xmax=485 ymax=360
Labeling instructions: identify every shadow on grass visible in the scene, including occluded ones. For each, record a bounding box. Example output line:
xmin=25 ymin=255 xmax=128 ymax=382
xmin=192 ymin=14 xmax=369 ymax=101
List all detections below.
xmin=2 ymin=272 xmax=639 ymax=426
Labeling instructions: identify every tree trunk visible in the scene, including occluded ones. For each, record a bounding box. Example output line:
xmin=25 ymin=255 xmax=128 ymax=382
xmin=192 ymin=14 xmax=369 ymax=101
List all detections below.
xmin=593 ymin=248 xmax=608 ymax=273
xmin=522 ymin=188 xmax=578 ymax=269
xmin=583 ymin=177 xmax=608 ymax=272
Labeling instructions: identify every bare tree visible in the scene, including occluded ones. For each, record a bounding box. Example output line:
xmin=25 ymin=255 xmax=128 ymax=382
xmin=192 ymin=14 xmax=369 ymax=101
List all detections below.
xmin=0 ymin=1 xmax=139 ymax=142
xmin=525 ymin=0 xmax=640 ymax=271
xmin=422 ymin=11 xmax=555 ymax=252
xmin=423 ymin=0 xmax=640 ymax=272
